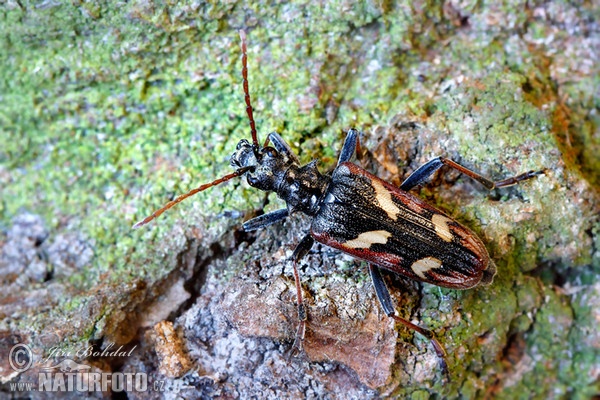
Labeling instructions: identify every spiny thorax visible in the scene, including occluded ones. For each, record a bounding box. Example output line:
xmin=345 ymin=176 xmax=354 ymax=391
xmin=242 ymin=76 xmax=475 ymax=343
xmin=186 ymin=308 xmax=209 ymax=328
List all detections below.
xmin=230 ymin=139 xmax=330 ymax=216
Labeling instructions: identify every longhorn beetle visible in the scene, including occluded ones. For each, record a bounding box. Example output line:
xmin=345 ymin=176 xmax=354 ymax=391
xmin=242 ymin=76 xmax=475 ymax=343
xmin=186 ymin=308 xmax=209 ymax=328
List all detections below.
xmin=134 ymin=30 xmax=544 ymax=374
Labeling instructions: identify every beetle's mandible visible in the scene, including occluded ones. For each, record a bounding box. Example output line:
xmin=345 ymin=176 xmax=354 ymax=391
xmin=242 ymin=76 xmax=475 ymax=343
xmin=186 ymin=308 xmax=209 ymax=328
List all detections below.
xmin=134 ymin=30 xmax=545 ymax=375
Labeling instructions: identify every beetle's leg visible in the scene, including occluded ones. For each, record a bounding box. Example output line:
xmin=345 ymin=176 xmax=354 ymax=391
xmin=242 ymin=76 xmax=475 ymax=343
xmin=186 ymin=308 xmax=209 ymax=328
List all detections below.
xmin=268 ymin=132 xmax=300 ymax=164
xmin=400 ymin=156 xmax=545 ymax=192
xmin=337 ymin=129 xmax=361 ymax=165
xmin=243 ymin=209 xmax=289 ymax=231
xmin=289 ymin=234 xmax=315 ymax=353
xmin=369 ymin=264 xmax=449 ymax=377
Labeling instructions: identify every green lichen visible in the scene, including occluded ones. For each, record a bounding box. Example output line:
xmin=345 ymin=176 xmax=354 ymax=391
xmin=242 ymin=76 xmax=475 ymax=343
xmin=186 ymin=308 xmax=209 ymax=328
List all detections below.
xmin=1 ymin=1 xmax=598 ymax=398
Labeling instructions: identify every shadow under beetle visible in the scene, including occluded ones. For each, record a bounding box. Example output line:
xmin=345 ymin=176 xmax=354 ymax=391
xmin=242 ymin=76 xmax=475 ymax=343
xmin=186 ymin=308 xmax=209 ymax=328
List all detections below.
xmin=134 ymin=30 xmax=545 ymax=375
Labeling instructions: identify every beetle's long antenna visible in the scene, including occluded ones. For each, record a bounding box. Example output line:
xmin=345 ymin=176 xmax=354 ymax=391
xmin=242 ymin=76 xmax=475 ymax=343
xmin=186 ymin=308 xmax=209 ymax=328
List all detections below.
xmin=239 ymin=29 xmax=259 ymax=147
xmin=133 ymin=166 xmax=253 ymax=228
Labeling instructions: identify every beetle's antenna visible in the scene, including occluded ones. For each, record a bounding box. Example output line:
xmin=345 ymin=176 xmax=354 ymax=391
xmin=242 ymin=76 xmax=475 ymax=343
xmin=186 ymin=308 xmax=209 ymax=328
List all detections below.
xmin=133 ymin=166 xmax=253 ymax=228
xmin=239 ymin=29 xmax=259 ymax=148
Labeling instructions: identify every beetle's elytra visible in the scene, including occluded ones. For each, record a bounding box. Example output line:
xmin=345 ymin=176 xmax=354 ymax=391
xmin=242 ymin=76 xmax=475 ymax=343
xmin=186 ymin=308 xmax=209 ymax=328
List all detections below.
xmin=134 ymin=30 xmax=545 ymax=375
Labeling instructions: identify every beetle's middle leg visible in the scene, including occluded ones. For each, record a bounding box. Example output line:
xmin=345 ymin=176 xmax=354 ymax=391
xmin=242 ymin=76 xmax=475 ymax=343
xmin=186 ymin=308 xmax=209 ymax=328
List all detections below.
xmin=337 ymin=129 xmax=361 ymax=165
xmin=289 ymin=234 xmax=315 ymax=353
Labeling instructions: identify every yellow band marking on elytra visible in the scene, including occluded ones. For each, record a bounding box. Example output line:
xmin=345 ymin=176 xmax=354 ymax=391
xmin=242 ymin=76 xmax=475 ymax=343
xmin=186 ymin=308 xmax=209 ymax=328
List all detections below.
xmin=431 ymin=214 xmax=453 ymax=242
xmin=411 ymin=257 xmax=443 ymax=279
xmin=371 ymin=180 xmax=400 ymax=221
xmin=343 ymin=230 xmax=392 ymax=249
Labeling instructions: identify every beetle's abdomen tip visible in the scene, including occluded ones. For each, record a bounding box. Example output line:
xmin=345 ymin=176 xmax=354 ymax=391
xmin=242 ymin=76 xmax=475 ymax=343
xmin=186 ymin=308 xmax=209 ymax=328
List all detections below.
xmin=479 ymin=260 xmax=497 ymax=286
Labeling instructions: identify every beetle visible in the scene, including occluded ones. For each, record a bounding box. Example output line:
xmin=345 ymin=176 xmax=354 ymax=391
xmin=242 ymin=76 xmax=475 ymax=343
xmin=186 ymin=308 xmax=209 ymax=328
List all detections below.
xmin=134 ymin=30 xmax=544 ymax=374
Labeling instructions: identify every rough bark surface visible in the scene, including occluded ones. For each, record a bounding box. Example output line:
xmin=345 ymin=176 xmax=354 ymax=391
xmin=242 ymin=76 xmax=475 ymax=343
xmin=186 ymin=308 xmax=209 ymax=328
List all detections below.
xmin=0 ymin=1 xmax=598 ymax=398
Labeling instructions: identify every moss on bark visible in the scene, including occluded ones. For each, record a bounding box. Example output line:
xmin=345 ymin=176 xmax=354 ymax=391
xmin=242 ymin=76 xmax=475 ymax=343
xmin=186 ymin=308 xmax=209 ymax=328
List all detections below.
xmin=1 ymin=1 xmax=598 ymax=398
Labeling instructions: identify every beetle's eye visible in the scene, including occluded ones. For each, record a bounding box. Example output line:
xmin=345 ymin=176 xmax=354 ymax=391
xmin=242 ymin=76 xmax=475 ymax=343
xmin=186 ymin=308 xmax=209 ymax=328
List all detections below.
xmin=247 ymin=174 xmax=258 ymax=186
xmin=262 ymin=147 xmax=278 ymax=158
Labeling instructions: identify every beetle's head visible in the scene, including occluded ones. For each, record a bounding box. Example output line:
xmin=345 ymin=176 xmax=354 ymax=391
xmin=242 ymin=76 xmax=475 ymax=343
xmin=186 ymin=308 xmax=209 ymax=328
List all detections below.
xmin=230 ymin=139 xmax=294 ymax=192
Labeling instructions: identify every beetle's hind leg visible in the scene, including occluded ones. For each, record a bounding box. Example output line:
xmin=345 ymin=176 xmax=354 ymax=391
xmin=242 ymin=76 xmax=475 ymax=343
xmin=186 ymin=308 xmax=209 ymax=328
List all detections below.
xmin=400 ymin=156 xmax=545 ymax=192
xmin=369 ymin=264 xmax=449 ymax=377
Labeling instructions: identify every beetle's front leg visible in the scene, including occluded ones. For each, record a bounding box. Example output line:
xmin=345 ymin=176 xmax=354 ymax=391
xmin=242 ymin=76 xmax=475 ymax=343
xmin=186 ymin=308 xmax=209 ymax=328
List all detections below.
xmin=289 ymin=234 xmax=315 ymax=353
xmin=243 ymin=208 xmax=289 ymax=231
xmin=369 ymin=264 xmax=449 ymax=377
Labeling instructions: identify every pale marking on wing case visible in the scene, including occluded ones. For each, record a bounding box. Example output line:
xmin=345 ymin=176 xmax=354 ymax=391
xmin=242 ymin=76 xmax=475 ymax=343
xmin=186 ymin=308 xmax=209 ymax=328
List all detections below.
xmin=371 ymin=180 xmax=400 ymax=221
xmin=342 ymin=230 xmax=392 ymax=249
xmin=432 ymin=214 xmax=453 ymax=242
xmin=411 ymin=256 xmax=443 ymax=279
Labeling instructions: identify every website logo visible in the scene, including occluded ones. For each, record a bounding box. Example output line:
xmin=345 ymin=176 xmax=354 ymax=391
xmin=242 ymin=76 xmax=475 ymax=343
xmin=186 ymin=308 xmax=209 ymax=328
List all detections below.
xmin=8 ymin=343 xmax=33 ymax=373
xmin=6 ymin=342 xmax=189 ymax=394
